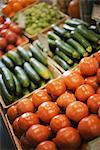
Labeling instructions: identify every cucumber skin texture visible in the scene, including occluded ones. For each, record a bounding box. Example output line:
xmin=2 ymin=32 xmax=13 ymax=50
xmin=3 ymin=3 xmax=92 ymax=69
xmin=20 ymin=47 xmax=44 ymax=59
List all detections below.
xmin=65 ymin=19 xmax=81 ymax=27
xmin=0 ymin=74 xmax=15 ymax=104
xmin=22 ymin=88 xmax=30 ymax=96
xmin=54 ymin=55 xmax=70 ymax=70
xmin=1 ymin=67 xmax=15 ymax=93
xmin=2 ymin=55 xmax=14 ymax=70
xmin=14 ymin=66 xmax=30 ymax=88
xmin=30 ymin=58 xmax=50 ymax=80
xmin=23 ymin=62 xmax=41 ymax=84
xmin=6 ymin=51 xmax=22 ymax=66
xmin=48 ymin=31 xmax=61 ymax=41
xmin=0 ymin=60 xmax=6 ymax=73
xmin=29 ymin=82 xmax=37 ymax=92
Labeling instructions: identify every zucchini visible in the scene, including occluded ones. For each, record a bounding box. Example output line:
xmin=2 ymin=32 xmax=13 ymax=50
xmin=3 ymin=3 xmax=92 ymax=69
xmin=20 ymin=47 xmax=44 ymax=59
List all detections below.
xmin=53 ymin=55 xmax=70 ymax=70
xmin=27 ymin=50 xmax=33 ymax=58
xmin=71 ymin=30 xmax=92 ymax=53
xmin=72 ymin=18 xmax=89 ymax=26
xmin=67 ymin=38 xmax=88 ymax=57
xmin=23 ymin=88 xmax=30 ymax=96
xmin=17 ymin=46 xmax=30 ymax=62
xmin=55 ymin=48 xmax=73 ymax=65
xmin=23 ymin=62 xmax=41 ymax=84
xmin=6 ymin=51 xmax=22 ymax=66
xmin=48 ymin=39 xmax=56 ymax=50
xmin=0 ymin=74 xmax=15 ymax=104
xmin=14 ymin=66 xmax=30 ymax=88
xmin=48 ymin=31 xmax=61 ymax=41
xmin=65 ymin=19 xmax=82 ymax=27
xmin=63 ymin=24 xmax=75 ymax=31
xmin=1 ymin=67 xmax=15 ymax=93
xmin=29 ymin=82 xmax=37 ymax=92
xmin=0 ymin=60 xmax=6 ymax=73
xmin=34 ymin=40 xmax=43 ymax=50
xmin=30 ymin=58 xmax=51 ymax=80
xmin=55 ymin=40 xmax=80 ymax=59
xmin=29 ymin=44 xmax=48 ymax=65
xmin=2 ymin=55 xmax=14 ymax=70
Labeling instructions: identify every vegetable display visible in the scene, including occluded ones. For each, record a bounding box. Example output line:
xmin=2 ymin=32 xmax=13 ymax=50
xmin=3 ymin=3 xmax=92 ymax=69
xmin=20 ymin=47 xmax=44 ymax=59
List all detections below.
xmin=7 ymin=52 xmax=100 ymax=149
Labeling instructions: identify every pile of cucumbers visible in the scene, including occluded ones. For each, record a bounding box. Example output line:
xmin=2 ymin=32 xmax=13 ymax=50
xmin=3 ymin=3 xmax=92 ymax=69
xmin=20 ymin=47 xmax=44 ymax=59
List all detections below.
xmin=0 ymin=45 xmax=53 ymax=105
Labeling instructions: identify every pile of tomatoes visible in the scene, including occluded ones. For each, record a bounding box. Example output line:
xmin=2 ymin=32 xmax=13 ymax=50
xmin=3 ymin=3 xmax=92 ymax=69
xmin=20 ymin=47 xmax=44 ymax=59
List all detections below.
xmin=2 ymin=0 xmax=37 ymax=18
xmin=7 ymin=51 xmax=100 ymax=150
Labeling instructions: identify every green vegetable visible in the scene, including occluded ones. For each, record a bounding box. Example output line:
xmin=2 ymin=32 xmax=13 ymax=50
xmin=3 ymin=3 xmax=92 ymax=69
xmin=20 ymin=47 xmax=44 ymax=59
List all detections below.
xmin=2 ymin=55 xmax=14 ymax=70
xmin=48 ymin=31 xmax=61 ymax=41
xmin=65 ymin=19 xmax=82 ymax=27
xmin=63 ymin=24 xmax=75 ymax=31
xmin=29 ymin=82 xmax=37 ymax=92
xmin=0 ymin=60 xmax=6 ymax=73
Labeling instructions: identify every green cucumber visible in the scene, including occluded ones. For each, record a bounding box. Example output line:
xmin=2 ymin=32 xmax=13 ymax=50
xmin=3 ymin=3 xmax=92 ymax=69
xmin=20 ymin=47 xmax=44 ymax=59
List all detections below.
xmin=55 ymin=40 xmax=80 ymax=59
xmin=54 ymin=55 xmax=70 ymax=70
xmin=0 ymin=60 xmax=6 ymax=73
xmin=72 ymin=18 xmax=89 ymax=26
xmin=27 ymin=50 xmax=33 ymax=58
xmin=0 ymin=74 xmax=15 ymax=104
xmin=29 ymin=82 xmax=37 ymax=92
xmin=55 ymin=48 xmax=73 ymax=65
xmin=67 ymin=38 xmax=88 ymax=57
xmin=23 ymin=62 xmax=41 ymax=84
xmin=48 ymin=31 xmax=61 ymax=41
xmin=48 ymin=39 xmax=56 ymax=50
xmin=30 ymin=58 xmax=50 ymax=80
xmin=14 ymin=66 xmax=30 ymax=88
xmin=23 ymin=88 xmax=30 ymax=96
xmin=6 ymin=51 xmax=22 ymax=66
xmin=65 ymin=19 xmax=82 ymax=27
xmin=39 ymin=80 xmax=46 ymax=87
xmin=2 ymin=55 xmax=14 ymax=70
xmin=63 ymin=24 xmax=75 ymax=31
xmin=71 ymin=30 xmax=92 ymax=53
xmin=34 ymin=40 xmax=43 ymax=50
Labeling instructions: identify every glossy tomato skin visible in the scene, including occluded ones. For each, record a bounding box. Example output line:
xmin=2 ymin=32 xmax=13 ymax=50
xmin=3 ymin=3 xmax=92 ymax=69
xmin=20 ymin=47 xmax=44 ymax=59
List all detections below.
xmin=66 ymin=101 xmax=88 ymax=122
xmin=96 ymin=87 xmax=100 ymax=94
xmin=78 ymin=114 xmax=100 ymax=140
xmin=64 ymin=72 xmax=84 ymax=90
xmin=18 ymin=112 xmax=39 ymax=133
xmin=17 ymin=98 xmax=35 ymax=115
xmin=85 ymin=76 xmax=98 ymax=90
xmin=46 ymin=77 xmax=66 ymax=97
xmin=37 ymin=102 xmax=60 ymax=123
xmin=98 ymin=108 xmax=100 ymax=118
xmin=20 ymin=134 xmax=31 ymax=149
xmin=56 ymin=91 xmax=76 ymax=109
xmin=7 ymin=105 xmax=18 ymax=123
xmin=26 ymin=124 xmax=51 ymax=145
xmin=32 ymin=89 xmax=51 ymax=107
xmin=54 ymin=127 xmax=81 ymax=149
xmin=97 ymin=69 xmax=100 ymax=84
xmin=50 ymin=114 xmax=70 ymax=132
xmin=87 ymin=94 xmax=100 ymax=113
xmin=35 ymin=141 xmax=57 ymax=150
xmin=75 ymin=84 xmax=95 ymax=102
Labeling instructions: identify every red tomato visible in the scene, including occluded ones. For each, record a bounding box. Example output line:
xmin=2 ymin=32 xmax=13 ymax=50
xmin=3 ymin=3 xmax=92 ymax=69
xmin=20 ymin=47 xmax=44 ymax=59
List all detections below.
xmin=0 ymin=16 xmax=5 ymax=24
xmin=6 ymin=31 xmax=17 ymax=44
xmin=9 ymin=25 xmax=22 ymax=35
xmin=79 ymin=57 xmax=99 ymax=76
xmin=37 ymin=102 xmax=60 ymax=123
xmin=6 ymin=44 xmax=15 ymax=51
xmin=87 ymin=94 xmax=100 ymax=113
xmin=50 ymin=114 xmax=70 ymax=132
xmin=17 ymin=98 xmax=35 ymax=115
xmin=46 ymin=77 xmax=66 ymax=97
xmin=7 ymin=105 xmax=18 ymax=122
xmin=54 ymin=127 xmax=81 ymax=149
xmin=97 ymin=69 xmax=100 ymax=84
xmin=20 ymin=134 xmax=31 ymax=149
xmin=0 ymin=29 xmax=8 ymax=37
xmin=75 ymin=84 xmax=95 ymax=102
xmin=66 ymin=101 xmax=88 ymax=122
xmin=32 ymin=89 xmax=51 ymax=107
xmin=56 ymin=91 xmax=76 ymax=109
xmin=96 ymin=87 xmax=100 ymax=94
xmin=95 ymin=51 xmax=100 ymax=63
xmin=78 ymin=114 xmax=100 ymax=140
xmin=26 ymin=124 xmax=51 ymax=145
xmin=98 ymin=108 xmax=100 ymax=118
xmin=64 ymin=72 xmax=84 ymax=90
xmin=0 ymin=37 xmax=7 ymax=50
xmin=85 ymin=76 xmax=98 ymax=90
xmin=36 ymin=141 xmax=57 ymax=150
xmin=16 ymin=37 xmax=24 ymax=46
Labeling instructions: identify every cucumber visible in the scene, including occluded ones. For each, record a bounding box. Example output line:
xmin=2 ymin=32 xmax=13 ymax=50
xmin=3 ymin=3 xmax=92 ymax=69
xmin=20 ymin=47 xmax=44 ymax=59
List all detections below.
xmin=17 ymin=46 xmax=30 ymax=62
xmin=2 ymin=55 xmax=14 ymax=70
xmin=63 ymin=24 xmax=75 ymax=31
xmin=34 ymin=40 xmax=43 ymax=50
xmin=30 ymin=58 xmax=50 ymax=80
xmin=71 ymin=30 xmax=92 ymax=53
xmin=72 ymin=18 xmax=89 ymax=26
xmin=6 ymin=51 xmax=22 ymax=66
xmin=0 ymin=60 xmax=6 ymax=73
xmin=77 ymin=25 xmax=100 ymax=44
xmin=0 ymin=74 xmax=15 ymax=104
xmin=29 ymin=82 xmax=37 ymax=92
xmin=39 ymin=80 xmax=46 ymax=87
xmin=14 ymin=66 xmax=30 ymax=88
xmin=27 ymin=50 xmax=33 ymax=58
xmin=48 ymin=31 xmax=61 ymax=41
xmin=55 ymin=40 xmax=80 ymax=59
xmin=23 ymin=88 xmax=30 ymax=96
xmin=29 ymin=44 xmax=48 ymax=65
xmin=55 ymin=48 xmax=73 ymax=65
xmin=23 ymin=62 xmax=41 ymax=84
xmin=67 ymin=38 xmax=88 ymax=57
xmin=1 ymin=67 xmax=15 ymax=93
xmin=53 ymin=55 xmax=70 ymax=70
xmin=65 ymin=19 xmax=82 ymax=27
xmin=48 ymin=39 xmax=56 ymax=50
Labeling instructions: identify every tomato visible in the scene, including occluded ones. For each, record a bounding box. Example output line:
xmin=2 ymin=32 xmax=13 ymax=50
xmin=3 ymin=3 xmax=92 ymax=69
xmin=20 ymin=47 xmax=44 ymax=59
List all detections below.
xmin=6 ymin=44 xmax=15 ymax=51
xmin=12 ymin=2 xmax=23 ymax=12
xmin=98 ymin=108 xmax=100 ymax=118
xmin=75 ymin=84 xmax=95 ymax=102
xmin=95 ymin=51 xmax=100 ymax=63
xmin=78 ymin=114 xmax=100 ymax=140
xmin=37 ymin=102 xmax=60 ymax=123
xmin=79 ymin=57 xmax=99 ymax=76
xmin=46 ymin=77 xmax=66 ymax=97
xmin=64 ymin=72 xmax=84 ymax=90
xmin=17 ymin=98 xmax=35 ymax=115
xmin=0 ymin=37 xmax=7 ymax=50
xmin=35 ymin=141 xmax=57 ymax=150
xmin=2 ymin=5 xmax=12 ymax=16
xmin=20 ymin=134 xmax=31 ymax=149
xmin=56 ymin=91 xmax=76 ymax=109
xmin=0 ymin=29 xmax=8 ymax=38
xmin=66 ymin=101 xmax=88 ymax=122
xmin=87 ymin=94 xmax=100 ymax=113
xmin=0 ymin=16 xmax=5 ymax=24
xmin=32 ymin=89 xmax=51 ymax=107
xmin=97 ymin=69 xmax=100 ymax=84
xmin=7 ymin=105 xmax=18 ymax=123
xmin=9 ymin=25 xmax=22 ymax=35
xmin=50 ymin=114 xmax=70 ymax=132
xmin=96 ymin=87 xmax=100 ymax=94
xmin=54 ymin=127 xmax=81 ymax=149
xmin=85 ymin=76 xmax=98 ymax=90
xmin=26 ymin=124 xmax=51 ymax=145
xmin=16 ymin=37 xmax=24 ymax=46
